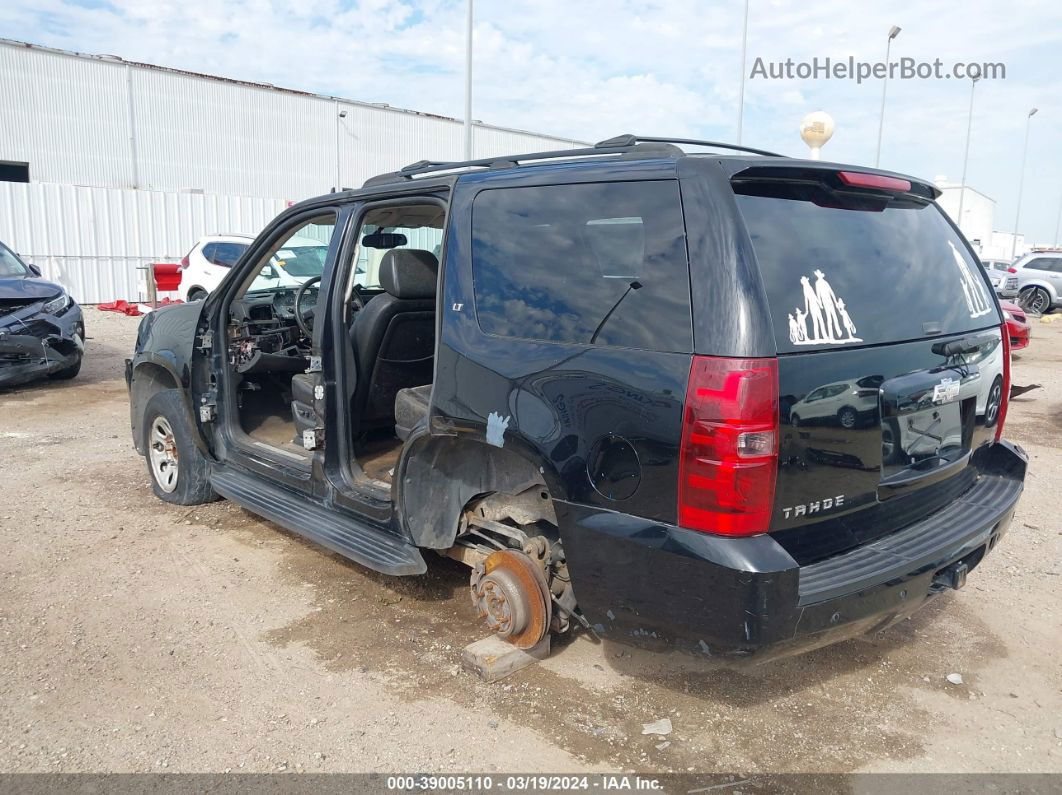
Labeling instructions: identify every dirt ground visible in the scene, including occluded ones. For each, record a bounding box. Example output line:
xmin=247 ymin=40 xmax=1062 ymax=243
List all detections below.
xmin=1 ymin=308 xmax=1060 ymax=776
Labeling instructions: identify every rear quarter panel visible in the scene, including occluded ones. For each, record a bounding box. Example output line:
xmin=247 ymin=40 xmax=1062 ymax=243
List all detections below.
xmin=429 ymin=163 xmax=693 ymax=524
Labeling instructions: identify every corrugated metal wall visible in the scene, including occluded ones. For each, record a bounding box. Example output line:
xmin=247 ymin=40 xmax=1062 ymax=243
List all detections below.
xmin=0 ymin=181 xmax=287 ymax=303
xmin=0 ymin=40 xmax=583 ymax=199
xmin=0 ymin=39 xmax=584 ymax=304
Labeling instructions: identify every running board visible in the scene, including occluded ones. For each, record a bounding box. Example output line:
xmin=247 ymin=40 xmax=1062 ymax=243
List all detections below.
xmin=210 ymin=467 xmax=427 ymax=576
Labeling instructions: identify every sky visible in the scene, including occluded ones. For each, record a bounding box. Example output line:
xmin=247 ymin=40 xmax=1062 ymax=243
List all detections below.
xmin=3 ymin=0 xmax=1061 ymax=244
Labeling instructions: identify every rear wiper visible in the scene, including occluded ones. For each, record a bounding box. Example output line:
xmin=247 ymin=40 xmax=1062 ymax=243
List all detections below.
xmin=589 ymin=281 xmax=642 ymax=345
xmin=931 ymin=338 xmax=982 ymax=357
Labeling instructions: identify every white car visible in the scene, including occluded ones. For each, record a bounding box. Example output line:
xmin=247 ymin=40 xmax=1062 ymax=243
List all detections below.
xmin=177 ymin=234 xmax=328 ymax=301
xmin=789 ymin=376 xmax=882 ymax=429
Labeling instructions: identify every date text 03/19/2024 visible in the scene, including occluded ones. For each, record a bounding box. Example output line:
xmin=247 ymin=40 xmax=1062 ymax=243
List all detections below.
xmin=384 ymin=775 xmax=664 ymax=791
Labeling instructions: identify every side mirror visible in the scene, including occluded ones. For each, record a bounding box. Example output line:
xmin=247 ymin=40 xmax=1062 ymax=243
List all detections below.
xmin=264 ymin=265 xmax=280 ymax=280
xmin=27 ymin=263 xmax=41 ymax=277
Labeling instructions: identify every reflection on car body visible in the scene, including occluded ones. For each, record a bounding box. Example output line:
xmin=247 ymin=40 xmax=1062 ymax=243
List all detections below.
xmin=788 ymin=375 xmax=882 ymax=430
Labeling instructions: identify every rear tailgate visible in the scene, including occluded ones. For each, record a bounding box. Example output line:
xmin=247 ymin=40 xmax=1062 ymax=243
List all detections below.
xmin=731 ymin=167 xmax=1006 ymax=564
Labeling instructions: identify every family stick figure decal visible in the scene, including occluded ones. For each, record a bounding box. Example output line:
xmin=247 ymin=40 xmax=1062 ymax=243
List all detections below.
xmin=948 ymin=241 xmax=992 ymax=319
xmin=788 ymin=269 xmax=862 ymax=346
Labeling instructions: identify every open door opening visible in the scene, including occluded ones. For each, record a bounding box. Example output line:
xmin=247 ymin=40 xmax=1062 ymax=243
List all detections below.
xmin=225 ymin=212 xmax=337 ymax=460
xmin=337 ymin=203 xmax=445 ymax=488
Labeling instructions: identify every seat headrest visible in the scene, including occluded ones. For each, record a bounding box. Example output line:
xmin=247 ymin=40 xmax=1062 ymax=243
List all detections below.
xmin=380 ymin=249 xmax=438 ymax=299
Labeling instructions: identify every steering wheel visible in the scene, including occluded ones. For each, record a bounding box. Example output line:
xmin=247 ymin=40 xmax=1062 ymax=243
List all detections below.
xmin=294 ymin=276 xmax=322 ymax=338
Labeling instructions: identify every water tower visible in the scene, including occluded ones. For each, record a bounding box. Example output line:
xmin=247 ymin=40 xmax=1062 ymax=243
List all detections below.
xmin=800 ymin=111 xmax=835 ymax=160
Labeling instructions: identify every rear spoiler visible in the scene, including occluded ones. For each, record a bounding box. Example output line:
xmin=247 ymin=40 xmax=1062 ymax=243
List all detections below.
xmin=728 ymin=164 xmax=940 ymax=201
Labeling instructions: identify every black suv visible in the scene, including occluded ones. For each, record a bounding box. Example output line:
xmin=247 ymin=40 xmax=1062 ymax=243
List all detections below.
xmin=126 ymin=135 xmax=1027 ymax=661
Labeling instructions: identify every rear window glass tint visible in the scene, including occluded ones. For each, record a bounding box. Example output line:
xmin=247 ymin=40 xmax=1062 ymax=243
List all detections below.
xmin=206 ymin=242 xmax=247 ymax=267
xmin=471 ymin=181 xmax=692 ymax=351
xmin=1023 ymin=257 xmax=1062 ymax=273
xmin=733 ymin=181 xmax=999 ymax=351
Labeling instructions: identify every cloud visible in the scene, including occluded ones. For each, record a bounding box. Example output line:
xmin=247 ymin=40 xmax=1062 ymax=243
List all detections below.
xmin=1 ymin=0 xmax=1060 ymax=241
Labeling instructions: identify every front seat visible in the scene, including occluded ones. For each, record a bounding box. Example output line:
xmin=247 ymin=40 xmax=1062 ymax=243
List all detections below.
xmin=348 ymin=249 xmax=438 ymax=435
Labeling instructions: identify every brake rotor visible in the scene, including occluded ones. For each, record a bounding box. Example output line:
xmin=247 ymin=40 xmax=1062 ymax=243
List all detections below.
xmin=470 ymin=548 xmax=552 ymax=649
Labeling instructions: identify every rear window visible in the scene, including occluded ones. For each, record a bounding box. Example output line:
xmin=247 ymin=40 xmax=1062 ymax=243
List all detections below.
xmin=1021 ymin=257 xmax=1062 ymax=273
xmin=733 ymin=179 xmax=999 ymax=352
xmin=204 ymin=242 xmax=247 ymax=268
xmin=470 ymin=181 xmax=692 ymax=351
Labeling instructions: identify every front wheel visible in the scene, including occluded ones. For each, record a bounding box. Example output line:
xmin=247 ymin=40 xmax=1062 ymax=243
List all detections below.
xmin=142 ymin=389 xmax=217 ymax=504
xmin=47 ymin=353 xmax=82 ymax=380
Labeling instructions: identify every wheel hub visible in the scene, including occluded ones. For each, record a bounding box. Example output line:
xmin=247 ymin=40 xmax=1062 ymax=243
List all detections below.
xmin=470 ymin=549 xmax=551 ymax=649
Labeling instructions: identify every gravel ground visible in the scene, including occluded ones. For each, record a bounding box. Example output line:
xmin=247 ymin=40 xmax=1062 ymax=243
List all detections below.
xmin=0 ymin=307 xmax=1059 ymax=775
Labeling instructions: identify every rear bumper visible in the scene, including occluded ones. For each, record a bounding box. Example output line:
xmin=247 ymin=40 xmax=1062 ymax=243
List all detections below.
xmin=558 ymin=440 xmax=1026 ymax=663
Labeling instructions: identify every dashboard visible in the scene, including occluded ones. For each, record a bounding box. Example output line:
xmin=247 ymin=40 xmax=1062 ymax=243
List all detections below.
xmin=271 ymin=290 xmax=298 ymax=319
xmin=227 ymin=289 xmax=309 ymax=374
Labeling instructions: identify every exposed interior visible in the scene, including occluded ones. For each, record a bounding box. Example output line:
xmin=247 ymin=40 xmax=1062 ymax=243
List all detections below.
xmin=225 ymin=205 xmax=444 ymax=481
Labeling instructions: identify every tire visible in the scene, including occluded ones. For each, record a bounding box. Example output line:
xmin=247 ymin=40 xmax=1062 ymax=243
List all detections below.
xmin=838 ymin=406 xmax=858 ymax=429
xmin=142 ymin=389 xmax=217 ymax=505
xmin=47 ymin=353 xmax=82 ymax=380
xmin=790 ymin=413 xmax=800 ymax=427
xmin=1020 ymin=286 xmax=1051 ymax=316
xmin=984 ymin=375 xmax=1003 ymax=428
xmin=186 ymin=287 xmax=208 ymax=302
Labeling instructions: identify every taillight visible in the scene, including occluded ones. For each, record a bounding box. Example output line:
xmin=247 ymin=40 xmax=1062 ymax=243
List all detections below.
xmin=1007 ymin=267 xmax=1017 ymax=273
xmin=178 ymin=255 xmax=190 ymax=271
xmin=837 ymin=171 xmax=912 ymax=192
xmin=678 ymin=356 xmax=779 ymax=537
xmin=996 ymin=325 xmax=1010 ymax=443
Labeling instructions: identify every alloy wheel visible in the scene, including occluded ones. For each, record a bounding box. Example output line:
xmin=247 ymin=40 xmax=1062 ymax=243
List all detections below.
xmin=148 ymin=416 xmax=180 ymax=493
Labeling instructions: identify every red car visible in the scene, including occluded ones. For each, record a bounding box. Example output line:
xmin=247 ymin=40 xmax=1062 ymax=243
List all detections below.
xmin=1001 ymin=300 xmax=1031 ymax=351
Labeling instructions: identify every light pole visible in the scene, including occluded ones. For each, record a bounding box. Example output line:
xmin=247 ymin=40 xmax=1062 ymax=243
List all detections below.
xmin=874 ymin=25 xmax=901 ymax=167
xmin=1011 ymin=107 xmax=1038 ymax=260
xmin=736 ymin=0 xmax=750 ymax=144
xmin=1053 ymin=188 xmax=1062 ymax=247
xmin=956 ymin=75 xmax=980 ymax=235
xmin=463 ymin=0 xmax=474 ymax=160
xmin=335 ymin=105 xmax=347 ymax=191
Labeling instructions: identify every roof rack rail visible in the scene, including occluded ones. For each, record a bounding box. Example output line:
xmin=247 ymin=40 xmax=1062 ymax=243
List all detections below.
xmin=596 ymin=134 xmax=785 ymax=158
xmin=363 ymin=137 xmax=683 ymax=187
xmin=362 ymin=133 xmax=782 ymax=187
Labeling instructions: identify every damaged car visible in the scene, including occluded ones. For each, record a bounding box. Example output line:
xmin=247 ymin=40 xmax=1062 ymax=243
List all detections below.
xmin=0 ymin=240 xmax=84 ymax=387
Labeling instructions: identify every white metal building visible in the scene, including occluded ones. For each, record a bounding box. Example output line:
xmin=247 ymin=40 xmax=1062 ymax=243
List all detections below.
xmin=934 ymin=179 xmax=1032 ymax=262
xmin=0 ymin=39 xmax=584 ymax=302
xmin=936 ymin=182 xmax=996 ymax=253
